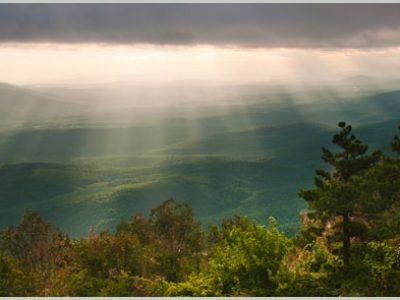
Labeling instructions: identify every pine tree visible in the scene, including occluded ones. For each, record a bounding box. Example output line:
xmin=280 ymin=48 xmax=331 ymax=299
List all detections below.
xmin=300 ymin=122 xmax=381 ymax=267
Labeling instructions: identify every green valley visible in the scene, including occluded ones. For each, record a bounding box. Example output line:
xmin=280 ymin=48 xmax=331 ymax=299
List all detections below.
xmin=0 ymin=82 xmax=399 ymax=236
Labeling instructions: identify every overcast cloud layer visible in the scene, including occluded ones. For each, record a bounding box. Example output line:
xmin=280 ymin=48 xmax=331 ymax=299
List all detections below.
xmin=1 ymin=4 xmax=400 ymax=48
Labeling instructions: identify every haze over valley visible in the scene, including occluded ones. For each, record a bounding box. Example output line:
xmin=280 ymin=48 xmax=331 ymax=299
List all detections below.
xmin=1 ymin=77 xmax=400 ymax=235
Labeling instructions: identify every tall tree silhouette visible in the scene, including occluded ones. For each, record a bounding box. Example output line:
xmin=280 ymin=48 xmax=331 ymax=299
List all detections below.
xmin=300 ymin=122 xmax=381 ymax=267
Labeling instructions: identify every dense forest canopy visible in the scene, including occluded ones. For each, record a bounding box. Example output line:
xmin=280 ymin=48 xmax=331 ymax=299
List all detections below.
xmin=1 ymin=122 xmax=400 ymax=296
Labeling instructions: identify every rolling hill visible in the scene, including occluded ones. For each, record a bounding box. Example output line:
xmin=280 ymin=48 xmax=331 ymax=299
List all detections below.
xmin=0 ymin=83 xmax=399 ymax=236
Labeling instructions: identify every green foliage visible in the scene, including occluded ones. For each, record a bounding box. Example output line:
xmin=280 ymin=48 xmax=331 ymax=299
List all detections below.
xmin=0 ymin=211 xmax=72 ymax=296
xmin=149 ymin=198 xmax=204 ymax=282
xmin=297 ymin=121 xmax=400 ymax=295
xmin=361 ymin=240 xmax=400 ymax=295
xmin=205 ymin=216 xmax=288 ymax=296
xmin=1 ymin=121 xmax=400 ymax=296
xmin=163 ymin=274 xmax=222 ymax=296
xmin=300 ymin=122 xmax=382 ymax=266
xmin=0 ymin=254 xmax=16 ymax=296
xmin=164 ymin=216 xmax=289 ymax=296
xmin=61 ymin=199 xmax=206 ymax=295
xmin=275 ymin=238 xmax=342 ymax=296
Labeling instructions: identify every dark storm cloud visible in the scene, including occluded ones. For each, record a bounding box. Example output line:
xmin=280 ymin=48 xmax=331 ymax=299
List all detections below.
xmin=1 ymin=4 xmax=400 ymax=48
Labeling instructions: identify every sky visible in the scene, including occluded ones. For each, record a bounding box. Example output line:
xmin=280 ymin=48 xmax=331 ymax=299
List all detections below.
xmin=1 ymin=4 xmax=400 ymax=85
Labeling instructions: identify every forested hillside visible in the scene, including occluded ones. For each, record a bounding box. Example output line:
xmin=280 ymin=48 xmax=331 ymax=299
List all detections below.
xmin=1 ymin=122 xmax=400 ymax=296
xmin=1 ymin=83 xmax=400 ymax=236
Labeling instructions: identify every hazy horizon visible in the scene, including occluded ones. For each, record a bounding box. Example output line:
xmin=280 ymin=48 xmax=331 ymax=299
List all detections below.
xmin=1 ymin=4 xmax=400 ymax=87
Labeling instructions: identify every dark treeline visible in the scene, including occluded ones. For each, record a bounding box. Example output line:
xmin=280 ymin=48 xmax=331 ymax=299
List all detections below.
xmin=1 ymin=122 xmax=400 ymax=296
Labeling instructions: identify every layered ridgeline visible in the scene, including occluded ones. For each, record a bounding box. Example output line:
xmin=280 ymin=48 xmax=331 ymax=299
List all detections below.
xmin=0 ymin=81 xmax=400 ymax=235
